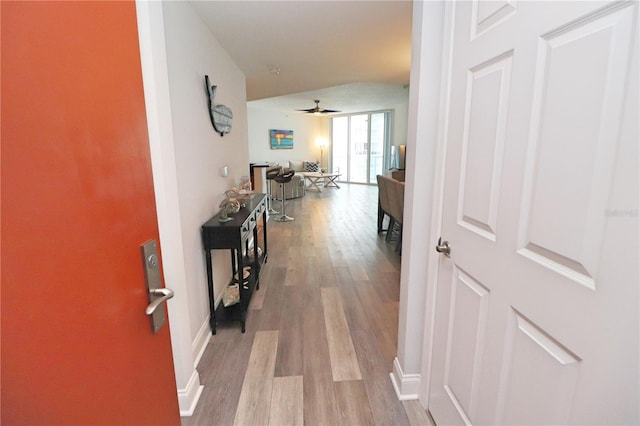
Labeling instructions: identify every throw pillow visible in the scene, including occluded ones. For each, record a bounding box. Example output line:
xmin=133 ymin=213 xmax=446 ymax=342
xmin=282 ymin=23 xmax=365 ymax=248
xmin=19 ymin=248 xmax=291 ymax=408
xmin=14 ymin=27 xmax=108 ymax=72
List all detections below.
xmin=289 ymin=160 xmax=304 ymax=172
xmin=304 ymin=161 xmax=319 ymax=172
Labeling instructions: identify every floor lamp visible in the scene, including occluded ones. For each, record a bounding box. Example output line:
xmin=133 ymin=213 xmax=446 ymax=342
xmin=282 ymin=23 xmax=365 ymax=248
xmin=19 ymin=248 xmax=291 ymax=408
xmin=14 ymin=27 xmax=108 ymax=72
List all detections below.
xmin=319 ymin=140 xmax=327 ymax=172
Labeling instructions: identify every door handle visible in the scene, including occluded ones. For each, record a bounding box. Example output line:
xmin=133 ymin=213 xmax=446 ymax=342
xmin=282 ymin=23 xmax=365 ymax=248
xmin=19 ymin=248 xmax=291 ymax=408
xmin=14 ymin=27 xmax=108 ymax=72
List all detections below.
xmin=435 ymin=237 xmax=451 ymax=258
xmin=146 ymin=287 xmax=174 ymax=315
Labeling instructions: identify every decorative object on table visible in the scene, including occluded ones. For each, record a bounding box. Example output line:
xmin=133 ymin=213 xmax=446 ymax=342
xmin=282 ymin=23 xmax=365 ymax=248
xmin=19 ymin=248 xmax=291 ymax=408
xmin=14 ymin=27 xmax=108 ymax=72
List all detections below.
xmin=218 ymin=196 xmax=241 ymax=222
xmin=222 ymin=283 xmax=240 ymax=307
xmin=225 ymin=187 xmax=254 ymax=206
xmin=270 ymin=129 xmax=294 ymax=149
xmin=205 ymin=75 xmax=233 ymax=137
xmin=239 ymin=176 xmax=252 ymax=192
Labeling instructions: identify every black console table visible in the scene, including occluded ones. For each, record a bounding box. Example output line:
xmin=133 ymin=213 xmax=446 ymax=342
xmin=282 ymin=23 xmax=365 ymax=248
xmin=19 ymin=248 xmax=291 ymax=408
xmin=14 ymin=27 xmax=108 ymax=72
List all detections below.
xmin=201 ymin=193 xmax=268 ymax=334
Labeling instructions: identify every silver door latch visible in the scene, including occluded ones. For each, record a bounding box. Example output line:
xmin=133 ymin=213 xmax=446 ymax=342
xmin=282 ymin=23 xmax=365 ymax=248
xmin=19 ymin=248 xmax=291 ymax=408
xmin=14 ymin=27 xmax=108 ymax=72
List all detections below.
xmin=141 ymin=240 xmax=174 ymax=333
xmin=435 ymin=237 xmax=451 ymax=258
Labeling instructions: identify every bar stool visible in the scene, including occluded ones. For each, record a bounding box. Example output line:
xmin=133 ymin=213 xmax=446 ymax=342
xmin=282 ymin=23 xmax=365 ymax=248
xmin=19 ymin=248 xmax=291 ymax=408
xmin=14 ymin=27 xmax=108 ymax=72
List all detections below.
xmin=273 ymin=169 xmax=295 ymax=222
xmin=265 ymin=167 xmax=280 ymax=215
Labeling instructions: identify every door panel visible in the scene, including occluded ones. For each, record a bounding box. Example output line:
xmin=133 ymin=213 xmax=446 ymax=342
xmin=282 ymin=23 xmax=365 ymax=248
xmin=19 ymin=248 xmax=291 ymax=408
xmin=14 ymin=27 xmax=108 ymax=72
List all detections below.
xmin=457 ymin=51 xmax=512 ymax=241
xmin=1 ymin=2 xmax=180 ymax=424
xmin=517 ymin=3 xmax=636 ymax=290
xmin=429 ymin=2 xmax=638 ymax=425
xmin=495 ymin=310 xmax=581 ymax=425
xmin=443 ymin=268 xmax=490 ymax=422
xmin=471 ymin=1 xmax=518 ymax=38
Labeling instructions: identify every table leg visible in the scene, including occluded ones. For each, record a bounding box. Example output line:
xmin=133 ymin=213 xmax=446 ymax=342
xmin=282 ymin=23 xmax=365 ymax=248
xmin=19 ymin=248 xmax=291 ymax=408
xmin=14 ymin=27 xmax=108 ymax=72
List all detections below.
xmin=205 ymin=249 xmax=216 ymax=335
xmin=306 ymin=176 xmax=323 ymax=192
xmin=236 ymin=248 xmax=247 ymax=334
xmin=325 ymin=176 xmax=340 ymax=188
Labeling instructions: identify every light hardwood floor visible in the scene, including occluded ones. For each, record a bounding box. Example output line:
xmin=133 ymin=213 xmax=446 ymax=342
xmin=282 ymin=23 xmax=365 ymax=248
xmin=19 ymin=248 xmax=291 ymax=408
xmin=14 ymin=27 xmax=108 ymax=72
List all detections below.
xmin=182 ymin=184 xmax=433 ymax=426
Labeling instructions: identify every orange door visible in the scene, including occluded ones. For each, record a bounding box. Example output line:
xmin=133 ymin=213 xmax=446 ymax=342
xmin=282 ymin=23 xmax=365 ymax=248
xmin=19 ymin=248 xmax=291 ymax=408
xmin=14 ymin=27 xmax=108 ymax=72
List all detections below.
xmin=1 ymin=1 xmax=181 ymax=424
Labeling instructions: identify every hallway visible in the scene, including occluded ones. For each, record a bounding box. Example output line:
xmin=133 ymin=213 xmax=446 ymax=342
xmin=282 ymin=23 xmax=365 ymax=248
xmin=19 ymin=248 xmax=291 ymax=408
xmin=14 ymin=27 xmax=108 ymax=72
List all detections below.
xmin=182 ymin=184 xmax=432 ymax=425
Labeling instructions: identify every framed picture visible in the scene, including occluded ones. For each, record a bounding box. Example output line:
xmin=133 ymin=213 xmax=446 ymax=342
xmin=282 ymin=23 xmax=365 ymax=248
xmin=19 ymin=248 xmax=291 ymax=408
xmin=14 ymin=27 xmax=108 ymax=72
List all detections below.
xmin=270 ymin=129 xmax=294 ymax=149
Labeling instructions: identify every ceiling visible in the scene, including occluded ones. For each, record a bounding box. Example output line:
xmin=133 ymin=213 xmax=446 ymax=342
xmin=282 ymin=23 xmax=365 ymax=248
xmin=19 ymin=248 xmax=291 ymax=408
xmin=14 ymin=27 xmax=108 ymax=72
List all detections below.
xmin=189 ymin=0 xmax=413 ymax=114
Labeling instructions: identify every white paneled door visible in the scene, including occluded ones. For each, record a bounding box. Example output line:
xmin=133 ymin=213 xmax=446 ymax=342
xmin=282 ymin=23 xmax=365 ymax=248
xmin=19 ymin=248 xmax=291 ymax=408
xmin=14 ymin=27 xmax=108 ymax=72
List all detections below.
xmin=429 ymin=1 xmax=638 ymax=425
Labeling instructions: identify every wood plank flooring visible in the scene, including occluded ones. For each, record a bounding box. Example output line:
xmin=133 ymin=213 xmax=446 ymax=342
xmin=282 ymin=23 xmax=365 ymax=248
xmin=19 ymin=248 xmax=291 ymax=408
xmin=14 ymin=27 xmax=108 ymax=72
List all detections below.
xmin=182 ymin=184 xmax=432 ymax=426
xmin=321 ymin=287 xmax=362 ymax=382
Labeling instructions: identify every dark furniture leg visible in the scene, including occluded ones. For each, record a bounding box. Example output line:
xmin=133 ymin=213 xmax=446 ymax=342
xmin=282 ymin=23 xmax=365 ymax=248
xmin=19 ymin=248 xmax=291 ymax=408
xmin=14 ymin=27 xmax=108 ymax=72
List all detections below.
xmin=205 ymin=249 xmax=217 ymax=335
xmin=236 ymin=247 xmax=246 ymax=334
xmin=262 ymin=209 xmax=268 ymax=265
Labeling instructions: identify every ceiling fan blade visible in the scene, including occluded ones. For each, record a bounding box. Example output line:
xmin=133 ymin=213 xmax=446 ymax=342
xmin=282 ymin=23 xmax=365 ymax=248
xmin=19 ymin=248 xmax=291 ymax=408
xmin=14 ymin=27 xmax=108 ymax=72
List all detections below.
xmin=296 ymin=100 xmax=340 ymax=114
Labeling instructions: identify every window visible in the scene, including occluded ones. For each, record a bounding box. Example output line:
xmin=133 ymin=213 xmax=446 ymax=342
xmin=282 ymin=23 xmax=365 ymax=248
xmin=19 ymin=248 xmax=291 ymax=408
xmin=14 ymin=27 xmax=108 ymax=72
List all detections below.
xmin=331 ymin=111 xmax=392 ymax=184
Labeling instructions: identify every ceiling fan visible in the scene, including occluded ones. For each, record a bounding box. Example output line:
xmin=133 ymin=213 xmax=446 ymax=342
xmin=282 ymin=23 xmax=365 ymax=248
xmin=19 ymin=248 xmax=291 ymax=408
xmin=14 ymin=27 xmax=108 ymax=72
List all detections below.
xmin=297 ymin=99 xmax=341 ymax=114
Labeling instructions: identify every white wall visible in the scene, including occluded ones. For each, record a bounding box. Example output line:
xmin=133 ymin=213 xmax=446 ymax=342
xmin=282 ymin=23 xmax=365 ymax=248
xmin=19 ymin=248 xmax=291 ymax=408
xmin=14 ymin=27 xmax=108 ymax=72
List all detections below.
xmin=248 ymin=106 xmax=330 ymax=166
xmin=391 ymin=101 xmax=410 ymax=149
xmin=136 ymin=0 xmax=249 ymax=415
xmin=248 ymin=100 xmax=409 ymax=171
xmin=390 ymin=0 xmax=445 ymax=401
xmin=162 ymin=0 xmax=249 ymax=344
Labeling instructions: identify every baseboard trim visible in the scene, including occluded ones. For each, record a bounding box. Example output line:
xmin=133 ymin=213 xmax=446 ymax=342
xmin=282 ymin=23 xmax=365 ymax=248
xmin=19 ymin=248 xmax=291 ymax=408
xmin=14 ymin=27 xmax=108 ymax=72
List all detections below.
xmin=192 ymin=315 xmax=212 ymax=368
xmin=178 ymin=369 xmax=204 ymax=416
xmin=179 ymin=317 xmax=212 ymax=416
xmin=390 ymin=357 xmax=421 ymax=401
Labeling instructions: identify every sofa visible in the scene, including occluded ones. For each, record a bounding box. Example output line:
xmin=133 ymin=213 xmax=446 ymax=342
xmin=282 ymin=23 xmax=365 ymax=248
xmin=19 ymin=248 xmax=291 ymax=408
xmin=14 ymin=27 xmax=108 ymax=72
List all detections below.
xmin=267 ymin=160 xmax=319 ymax=200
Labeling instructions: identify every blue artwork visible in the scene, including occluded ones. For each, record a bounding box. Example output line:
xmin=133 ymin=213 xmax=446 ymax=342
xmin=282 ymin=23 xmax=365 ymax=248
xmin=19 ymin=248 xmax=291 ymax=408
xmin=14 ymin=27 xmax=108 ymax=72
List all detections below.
xmin=270 ymin=129 xmax=294 ymax=149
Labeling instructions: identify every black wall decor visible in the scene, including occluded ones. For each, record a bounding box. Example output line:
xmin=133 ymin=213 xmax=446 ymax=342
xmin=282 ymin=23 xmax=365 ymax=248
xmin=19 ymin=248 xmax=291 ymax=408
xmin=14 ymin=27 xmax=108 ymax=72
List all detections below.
xmin=205 ymin=75 xmax=233 ymax=136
